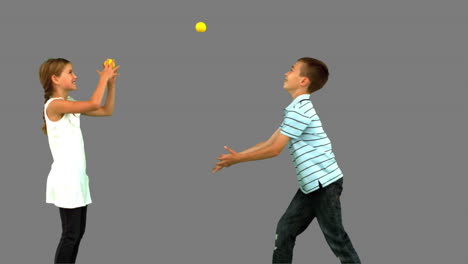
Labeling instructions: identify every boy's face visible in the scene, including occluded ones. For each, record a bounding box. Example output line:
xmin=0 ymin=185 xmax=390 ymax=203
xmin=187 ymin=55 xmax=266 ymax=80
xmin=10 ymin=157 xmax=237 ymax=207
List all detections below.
xmin=54 ymin=63 xmax=77 ymax=91
xmin=283 ymin=61 xmax=307 ymax=92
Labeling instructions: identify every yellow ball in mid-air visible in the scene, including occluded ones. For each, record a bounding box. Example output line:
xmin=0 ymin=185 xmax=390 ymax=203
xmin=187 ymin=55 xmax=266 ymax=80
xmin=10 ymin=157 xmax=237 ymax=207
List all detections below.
xmin=103 ymin=58 xmax=116 ymax=68
xmin=195 ymin=22 xmax=207 ymax=32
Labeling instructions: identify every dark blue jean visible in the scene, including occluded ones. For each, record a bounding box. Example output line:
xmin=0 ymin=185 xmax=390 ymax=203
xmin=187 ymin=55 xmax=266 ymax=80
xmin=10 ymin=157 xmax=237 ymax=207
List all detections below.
xmin=273 ymin=178 xmax=361 ymax=263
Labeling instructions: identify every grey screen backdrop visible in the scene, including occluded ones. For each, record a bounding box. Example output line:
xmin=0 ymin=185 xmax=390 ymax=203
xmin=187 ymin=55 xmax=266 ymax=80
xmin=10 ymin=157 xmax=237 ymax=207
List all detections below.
xmin=0 ymin=0 xmax=467 ymax=263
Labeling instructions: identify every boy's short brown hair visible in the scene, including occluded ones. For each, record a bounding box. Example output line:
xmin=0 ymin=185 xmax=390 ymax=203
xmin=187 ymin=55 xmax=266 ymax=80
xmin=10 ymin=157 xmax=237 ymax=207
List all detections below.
xmin=297 ymin=57 xmax=329 ymax=93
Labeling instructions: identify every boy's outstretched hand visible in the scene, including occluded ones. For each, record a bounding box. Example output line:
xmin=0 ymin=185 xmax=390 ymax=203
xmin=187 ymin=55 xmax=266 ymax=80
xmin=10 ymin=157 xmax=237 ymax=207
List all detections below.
xmin=212 ymin=146 xmax=241 ymax=173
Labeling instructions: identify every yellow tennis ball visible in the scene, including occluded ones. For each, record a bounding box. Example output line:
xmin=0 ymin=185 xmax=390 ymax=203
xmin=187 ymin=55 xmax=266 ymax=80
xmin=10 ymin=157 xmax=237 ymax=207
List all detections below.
xmin=195 ymin=22 xmax=206 ymax=32
xmin=103 ymin=58 xmax=116 ymax=68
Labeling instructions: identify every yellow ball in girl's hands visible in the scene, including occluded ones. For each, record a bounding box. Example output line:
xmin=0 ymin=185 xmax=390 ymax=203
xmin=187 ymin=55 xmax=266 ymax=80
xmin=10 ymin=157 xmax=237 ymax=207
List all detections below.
xmin=103 ymin=58 xmax=116 ymax=68
xmin=195 ymin=22 xmax=207 ymax=32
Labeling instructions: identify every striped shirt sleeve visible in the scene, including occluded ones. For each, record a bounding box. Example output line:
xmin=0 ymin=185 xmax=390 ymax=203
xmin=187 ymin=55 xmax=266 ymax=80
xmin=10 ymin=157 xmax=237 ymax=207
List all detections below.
xmin=280 ymin=102 xmax=314 ymax=139
xmin=278 ymin=120 xmax=285 ymax=130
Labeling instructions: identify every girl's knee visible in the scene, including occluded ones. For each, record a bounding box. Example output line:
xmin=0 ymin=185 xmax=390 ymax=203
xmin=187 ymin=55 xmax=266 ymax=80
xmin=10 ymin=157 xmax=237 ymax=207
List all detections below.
xmin=61 ymin=230 xmax=82 ymax=242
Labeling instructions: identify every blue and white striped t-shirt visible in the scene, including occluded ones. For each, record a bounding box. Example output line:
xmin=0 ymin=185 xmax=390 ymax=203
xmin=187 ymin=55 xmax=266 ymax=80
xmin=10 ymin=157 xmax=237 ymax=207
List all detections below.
xmin=279 ymin=94 xmax=343 ymax=194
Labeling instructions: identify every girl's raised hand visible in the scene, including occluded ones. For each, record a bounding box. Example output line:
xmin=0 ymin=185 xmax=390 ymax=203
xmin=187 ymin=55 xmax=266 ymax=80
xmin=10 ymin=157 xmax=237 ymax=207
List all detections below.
xmin=97 ymin=63 xmax=120 ymax=81
xmin=107 ymin=65 xmax=120 ymax=86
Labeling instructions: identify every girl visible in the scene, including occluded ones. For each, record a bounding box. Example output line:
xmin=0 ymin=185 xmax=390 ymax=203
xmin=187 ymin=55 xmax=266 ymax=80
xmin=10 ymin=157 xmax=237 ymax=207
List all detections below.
xmin=39 ymin=58 xmax=120 ymax=263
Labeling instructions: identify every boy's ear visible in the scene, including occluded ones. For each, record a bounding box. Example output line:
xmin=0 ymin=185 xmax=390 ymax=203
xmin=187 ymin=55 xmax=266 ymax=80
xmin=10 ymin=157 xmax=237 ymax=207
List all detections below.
xmin=300 ymin=76 xmax=311 ymax=88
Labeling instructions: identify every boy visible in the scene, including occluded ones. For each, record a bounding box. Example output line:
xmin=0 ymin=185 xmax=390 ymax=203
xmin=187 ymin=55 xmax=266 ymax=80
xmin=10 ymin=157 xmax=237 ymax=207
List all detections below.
xmin=212 ymin=57 xmax=361 ymax=263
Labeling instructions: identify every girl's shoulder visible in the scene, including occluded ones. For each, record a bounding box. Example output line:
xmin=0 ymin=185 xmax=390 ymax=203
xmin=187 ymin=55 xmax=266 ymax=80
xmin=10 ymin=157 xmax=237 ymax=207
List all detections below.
xmin=45 ymin=96 xmax=79 ymax=110
xmin=45 ymin=97 xmax=81 ymax=123
xmin=45 ymin=97 xmax=65 ymax=108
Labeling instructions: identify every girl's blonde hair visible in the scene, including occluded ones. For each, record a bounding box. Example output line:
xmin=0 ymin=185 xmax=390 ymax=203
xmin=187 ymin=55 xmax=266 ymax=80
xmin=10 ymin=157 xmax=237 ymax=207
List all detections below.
xmin=38 ymin=58 xmax=71 ymax=135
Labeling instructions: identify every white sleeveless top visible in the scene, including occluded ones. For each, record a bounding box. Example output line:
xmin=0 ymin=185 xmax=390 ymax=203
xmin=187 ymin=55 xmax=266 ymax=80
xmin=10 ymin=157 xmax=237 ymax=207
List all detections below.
xmin=44 ymin=96 xmax=92 ymax=208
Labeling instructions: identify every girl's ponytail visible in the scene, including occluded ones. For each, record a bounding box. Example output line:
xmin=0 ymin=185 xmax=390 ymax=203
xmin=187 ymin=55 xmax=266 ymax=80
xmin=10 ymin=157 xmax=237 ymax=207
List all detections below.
xmin=38 ymin=58 xmax=70 ymax=135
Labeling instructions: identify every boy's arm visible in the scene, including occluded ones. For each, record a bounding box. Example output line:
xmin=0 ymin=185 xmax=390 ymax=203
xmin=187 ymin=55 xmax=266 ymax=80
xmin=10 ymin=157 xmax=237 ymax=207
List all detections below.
xmin=239 ymin=129 xmax=282 ymax=154
xmin=235 ymin=130 xmax=289 ymax=162
xmin=212 ymin=129 xmax=289 ymax=173
xmin=212 ymin=130 xmax=278 ymax=173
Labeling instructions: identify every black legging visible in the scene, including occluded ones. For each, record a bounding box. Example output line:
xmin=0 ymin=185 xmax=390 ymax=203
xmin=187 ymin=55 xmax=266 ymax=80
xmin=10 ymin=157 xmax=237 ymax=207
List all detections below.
xmin=54 ymin=205 xmax=87 ymax=264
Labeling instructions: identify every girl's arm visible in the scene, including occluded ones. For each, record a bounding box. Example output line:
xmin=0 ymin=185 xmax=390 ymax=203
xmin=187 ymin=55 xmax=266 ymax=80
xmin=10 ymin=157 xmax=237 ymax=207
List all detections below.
xmin=50 ymin=65 xmax=119 ymax=115
xmin=83 ymin=80 xmax=116 ymax=116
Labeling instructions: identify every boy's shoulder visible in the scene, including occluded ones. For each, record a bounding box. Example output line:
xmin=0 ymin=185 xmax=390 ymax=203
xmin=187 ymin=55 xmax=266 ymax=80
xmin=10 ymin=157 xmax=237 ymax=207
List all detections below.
xmin=284 ymin=97 xmax=315 ymax=118
xmin=291 ymin=98 xmax=313 ymax=110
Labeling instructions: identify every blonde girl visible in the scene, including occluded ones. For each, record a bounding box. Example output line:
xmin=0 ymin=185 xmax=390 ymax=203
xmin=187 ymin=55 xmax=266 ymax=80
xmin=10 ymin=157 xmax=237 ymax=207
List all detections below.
xmin=39 ymin=58 xmax=119 ymax=264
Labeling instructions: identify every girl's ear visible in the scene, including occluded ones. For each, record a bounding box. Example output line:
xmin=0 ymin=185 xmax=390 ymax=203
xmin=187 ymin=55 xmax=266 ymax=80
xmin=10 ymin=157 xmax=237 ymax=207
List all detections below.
xmin=51 ymin=74 xmax=60 ymax=86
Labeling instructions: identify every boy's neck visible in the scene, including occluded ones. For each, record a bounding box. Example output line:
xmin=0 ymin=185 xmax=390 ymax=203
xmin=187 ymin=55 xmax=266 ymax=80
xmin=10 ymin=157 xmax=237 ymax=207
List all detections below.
xmin=289 ymin=89 xmax=310 ymax=100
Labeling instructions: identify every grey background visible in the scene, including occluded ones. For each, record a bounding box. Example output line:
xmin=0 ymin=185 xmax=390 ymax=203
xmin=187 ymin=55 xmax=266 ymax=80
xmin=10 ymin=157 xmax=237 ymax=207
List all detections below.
xmin=1 ymin=0 xmax=467 ymax=263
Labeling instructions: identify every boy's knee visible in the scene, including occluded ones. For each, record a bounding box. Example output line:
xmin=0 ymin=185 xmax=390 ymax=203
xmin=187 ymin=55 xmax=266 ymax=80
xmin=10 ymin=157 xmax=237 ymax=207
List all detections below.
xmin=276 ymin=216 xmax=295 ymax=235
xmin=274 ymin=225 xmax=295 ymax=246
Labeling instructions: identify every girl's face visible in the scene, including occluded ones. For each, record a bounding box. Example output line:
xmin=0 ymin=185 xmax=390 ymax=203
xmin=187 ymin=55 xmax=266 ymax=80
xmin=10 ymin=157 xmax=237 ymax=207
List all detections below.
xmin=54 ymin=63 xmax=77 ymax=91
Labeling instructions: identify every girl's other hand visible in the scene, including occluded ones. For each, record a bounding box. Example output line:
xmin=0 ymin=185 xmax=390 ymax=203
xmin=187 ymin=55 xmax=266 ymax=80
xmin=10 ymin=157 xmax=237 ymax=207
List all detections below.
xmin=107 ymin=65 xmax=120 ymax=86
xmin=97 ymin=63 xmax=120 ymax=81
